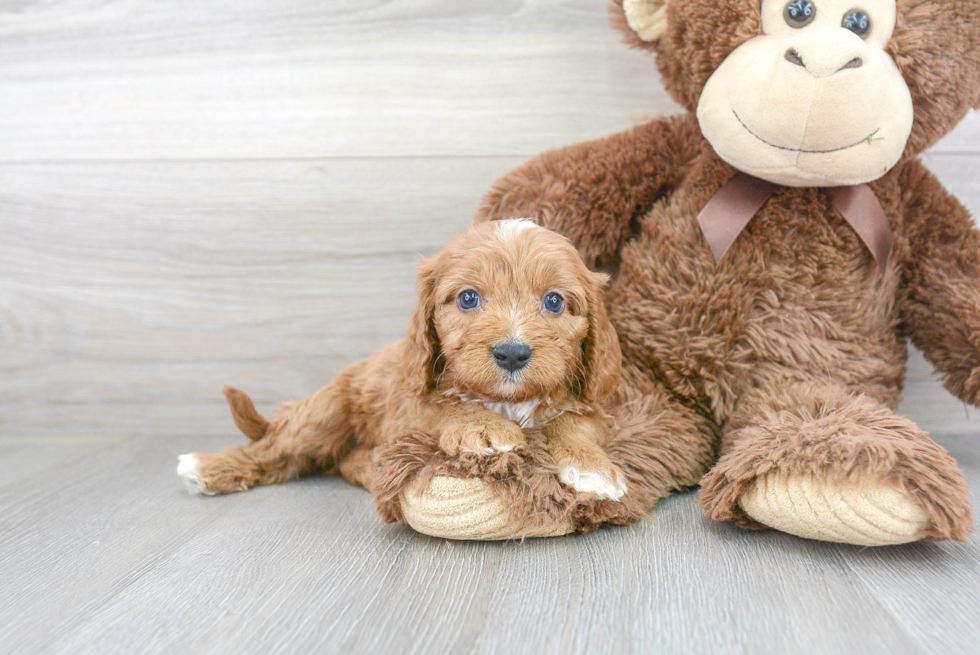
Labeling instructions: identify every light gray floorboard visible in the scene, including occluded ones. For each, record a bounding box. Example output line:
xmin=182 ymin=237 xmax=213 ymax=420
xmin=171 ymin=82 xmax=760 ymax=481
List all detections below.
xmin=1 ymin=433 xmax=976 ymax=655
xmin=1 ymin=0 xmax=979 ymax=653
xmin=0 ymin=435 xmax=129 ymax=486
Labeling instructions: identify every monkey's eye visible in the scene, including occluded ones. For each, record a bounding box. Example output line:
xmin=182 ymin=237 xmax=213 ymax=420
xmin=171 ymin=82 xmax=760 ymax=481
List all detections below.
xmin=841 ymin=9 xmax=871 ymax=37
xmin=784 ymin=0 xmax=816 ymax=28
xmin=457 ymin=289 xmax=481 ymax=310
xmin=543 ymin=292 xmax=565 ymax=314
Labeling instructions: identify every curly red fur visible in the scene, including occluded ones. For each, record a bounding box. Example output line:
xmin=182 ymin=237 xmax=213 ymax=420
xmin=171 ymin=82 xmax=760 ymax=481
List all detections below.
xmin=182 ymin=221 xmax=630 ymax=506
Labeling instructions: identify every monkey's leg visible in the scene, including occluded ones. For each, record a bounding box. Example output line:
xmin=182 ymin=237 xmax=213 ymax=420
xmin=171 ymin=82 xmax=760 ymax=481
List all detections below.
xmin=700 ymin=379 xmax=973 ymax=545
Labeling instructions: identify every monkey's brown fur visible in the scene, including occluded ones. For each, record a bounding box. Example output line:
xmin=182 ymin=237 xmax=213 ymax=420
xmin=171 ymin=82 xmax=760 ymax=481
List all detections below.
xmin=371 ymin=0 xmax=980 ymax=540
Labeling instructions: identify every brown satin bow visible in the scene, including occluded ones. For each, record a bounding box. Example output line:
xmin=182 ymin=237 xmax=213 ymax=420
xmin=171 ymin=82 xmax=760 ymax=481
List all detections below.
xmin=696 ymin=172 xmax=893 ymax=275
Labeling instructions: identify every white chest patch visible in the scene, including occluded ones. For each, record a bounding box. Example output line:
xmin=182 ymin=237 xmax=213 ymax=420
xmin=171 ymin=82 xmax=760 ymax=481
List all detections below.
xmin=445 ymin=390 xmax=547 ymax=428
xmin=480 ymin=398 xmax=543 ymax=428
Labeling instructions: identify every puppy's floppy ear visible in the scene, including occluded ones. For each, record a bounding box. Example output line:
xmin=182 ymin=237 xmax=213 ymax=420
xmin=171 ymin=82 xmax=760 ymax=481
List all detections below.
xmin=610 ymin=0 xmax=668 ymax=50
xmin=403 ymin=256 xmax=442 ymax=396
xmin=578 ymin=271 xmax=622 ymax=404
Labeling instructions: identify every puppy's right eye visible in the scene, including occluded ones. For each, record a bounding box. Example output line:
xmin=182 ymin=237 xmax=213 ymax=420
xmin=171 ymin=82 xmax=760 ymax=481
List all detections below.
xmin=543 ymin=292 xmax=565 ymax=314
xmin=457 ymin=289 xmax=481 ymax=310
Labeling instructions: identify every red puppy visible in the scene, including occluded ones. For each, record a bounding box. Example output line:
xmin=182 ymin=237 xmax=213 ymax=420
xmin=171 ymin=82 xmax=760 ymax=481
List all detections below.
xmin=178 ymin=219 xmax=626 ymax=500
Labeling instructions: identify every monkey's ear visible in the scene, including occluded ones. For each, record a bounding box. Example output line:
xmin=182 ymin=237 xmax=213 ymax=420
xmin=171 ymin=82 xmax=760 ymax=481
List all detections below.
xmin=611 ymin=0 xmax=668 ymax=45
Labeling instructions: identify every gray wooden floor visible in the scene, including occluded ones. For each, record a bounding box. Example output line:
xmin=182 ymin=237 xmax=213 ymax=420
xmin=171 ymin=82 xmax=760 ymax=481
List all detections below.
xmin=1 ymin=2 xmax=979 ymax=654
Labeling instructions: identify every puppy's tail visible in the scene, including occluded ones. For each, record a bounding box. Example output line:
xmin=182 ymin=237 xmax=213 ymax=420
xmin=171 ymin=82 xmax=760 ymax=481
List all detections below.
xmin=222 ymin=385 xmax=270 ymax=441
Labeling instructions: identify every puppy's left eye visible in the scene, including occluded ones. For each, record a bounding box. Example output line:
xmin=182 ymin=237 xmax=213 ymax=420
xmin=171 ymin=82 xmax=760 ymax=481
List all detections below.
xmin=457 ymin=289 xmax=481 ymax=310
xmin=543 ymin=292 xmax=565 ymax=314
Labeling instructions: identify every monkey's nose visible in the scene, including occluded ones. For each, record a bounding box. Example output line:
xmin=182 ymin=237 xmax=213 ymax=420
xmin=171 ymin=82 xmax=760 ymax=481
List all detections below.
xmin=784 ymin=44 xmax=865 ymax=78
xmin=784 ymin=48 xmax=806 ymax=67
xmin=492 ymin=341 xmax=532 ymax=372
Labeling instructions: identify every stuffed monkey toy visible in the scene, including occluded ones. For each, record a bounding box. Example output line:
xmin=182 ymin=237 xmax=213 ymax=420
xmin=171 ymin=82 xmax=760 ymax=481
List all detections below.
xmin=373 ymin=0 xmax=980 ymax=546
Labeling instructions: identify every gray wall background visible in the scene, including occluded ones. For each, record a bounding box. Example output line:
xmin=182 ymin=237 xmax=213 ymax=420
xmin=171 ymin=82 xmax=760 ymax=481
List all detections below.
xmin=2 ymin=0 xmax=977 ymax=442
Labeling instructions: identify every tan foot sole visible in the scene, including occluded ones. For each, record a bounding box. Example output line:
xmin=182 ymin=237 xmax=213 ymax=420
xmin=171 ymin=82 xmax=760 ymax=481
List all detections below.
xmin=400 ymin=476 xmax=574 ymax=541
xmin=738 ymin=472 xmax=930 ymax=546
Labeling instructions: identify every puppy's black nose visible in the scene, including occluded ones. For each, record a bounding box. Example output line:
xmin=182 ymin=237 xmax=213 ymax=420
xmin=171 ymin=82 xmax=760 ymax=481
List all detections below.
xmin=492 ymin=341 xmax=532 ymax=372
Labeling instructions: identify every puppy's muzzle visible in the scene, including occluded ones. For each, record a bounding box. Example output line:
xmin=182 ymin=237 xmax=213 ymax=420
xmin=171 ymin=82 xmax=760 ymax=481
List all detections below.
xmin=492 ymin=341 xmax=532 ymax=373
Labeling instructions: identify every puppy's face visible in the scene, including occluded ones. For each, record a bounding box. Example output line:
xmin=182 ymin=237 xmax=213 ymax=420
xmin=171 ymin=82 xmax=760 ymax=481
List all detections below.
xmin=406 ymin=220 xmax=620 ymax=404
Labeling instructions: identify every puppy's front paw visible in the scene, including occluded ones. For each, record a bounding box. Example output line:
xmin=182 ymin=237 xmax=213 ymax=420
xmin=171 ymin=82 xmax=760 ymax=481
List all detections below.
xmin=559 ymin=465 xmax=628 ymax=501
xmin=177 ymin=453 xmax=217 ymax=496
xmin=485 ymin=420 xmax=526 ymax=453
xmin=439 ymin=421 xmax=526 ymax=456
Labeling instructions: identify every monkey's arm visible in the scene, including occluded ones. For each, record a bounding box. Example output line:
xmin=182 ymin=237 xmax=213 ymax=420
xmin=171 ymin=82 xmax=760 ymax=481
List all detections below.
xmin=900 ymin=160 xmax=980 ymax=407
xmin=475 ymin=113 xmax=701 ymax=268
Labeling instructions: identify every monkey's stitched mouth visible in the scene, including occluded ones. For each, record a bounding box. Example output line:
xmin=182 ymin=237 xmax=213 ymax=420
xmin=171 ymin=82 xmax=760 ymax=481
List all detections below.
xmin=733 ymin=110 xmax=880 ymax=154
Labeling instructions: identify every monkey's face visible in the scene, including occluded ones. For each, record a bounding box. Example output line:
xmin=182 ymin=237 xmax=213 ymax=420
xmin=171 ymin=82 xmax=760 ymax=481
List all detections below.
xmin=696 ymin=0 xmax=912 ymax=187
